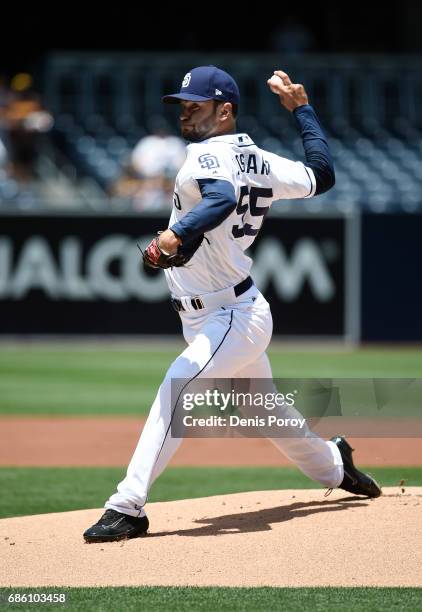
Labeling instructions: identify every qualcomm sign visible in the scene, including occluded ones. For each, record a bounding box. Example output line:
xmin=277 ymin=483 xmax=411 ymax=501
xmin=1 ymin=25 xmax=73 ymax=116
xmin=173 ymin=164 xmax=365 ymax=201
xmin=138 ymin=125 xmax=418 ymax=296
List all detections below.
xmin=0 ymin=235 xmax=336 ymax=302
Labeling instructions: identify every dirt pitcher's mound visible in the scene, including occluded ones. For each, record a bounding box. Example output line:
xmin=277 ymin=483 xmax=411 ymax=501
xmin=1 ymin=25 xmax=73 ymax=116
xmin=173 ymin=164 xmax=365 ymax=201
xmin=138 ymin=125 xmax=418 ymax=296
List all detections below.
xmin=0 ymin=488 xmax=421 ymax=588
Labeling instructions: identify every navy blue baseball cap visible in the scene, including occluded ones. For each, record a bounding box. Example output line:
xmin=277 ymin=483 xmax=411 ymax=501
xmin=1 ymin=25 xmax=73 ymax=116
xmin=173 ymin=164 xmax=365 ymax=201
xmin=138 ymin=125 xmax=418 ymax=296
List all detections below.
xmin=162 ymin=66 xmax=240 ymax=105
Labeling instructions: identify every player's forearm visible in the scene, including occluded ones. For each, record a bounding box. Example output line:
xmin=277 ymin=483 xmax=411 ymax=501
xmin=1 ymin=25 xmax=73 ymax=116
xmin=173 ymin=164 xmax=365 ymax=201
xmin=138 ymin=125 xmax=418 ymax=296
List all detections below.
xmin=171 ymin=179 xmax=237 ymax=242
xmin=293 ymin=104 xmax=335 ymax=195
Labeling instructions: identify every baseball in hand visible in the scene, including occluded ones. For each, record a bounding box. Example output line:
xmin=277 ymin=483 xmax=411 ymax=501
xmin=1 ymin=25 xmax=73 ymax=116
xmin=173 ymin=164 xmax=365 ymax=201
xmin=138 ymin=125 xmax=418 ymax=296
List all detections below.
xmin=268 ymin=74 xmax=283 ymax=94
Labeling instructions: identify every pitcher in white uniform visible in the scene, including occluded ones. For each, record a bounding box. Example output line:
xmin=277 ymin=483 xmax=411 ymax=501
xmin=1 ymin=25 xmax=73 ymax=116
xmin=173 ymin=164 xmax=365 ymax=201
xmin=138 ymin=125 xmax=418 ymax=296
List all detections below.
xmin=83 ymin=66 xmax=381 ymax=543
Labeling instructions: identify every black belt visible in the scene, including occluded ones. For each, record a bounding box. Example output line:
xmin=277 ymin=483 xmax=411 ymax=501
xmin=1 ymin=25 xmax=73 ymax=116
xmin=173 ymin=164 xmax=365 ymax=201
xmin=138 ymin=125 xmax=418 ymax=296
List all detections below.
xmin=171 ymin=276 xmax=253 ymax=312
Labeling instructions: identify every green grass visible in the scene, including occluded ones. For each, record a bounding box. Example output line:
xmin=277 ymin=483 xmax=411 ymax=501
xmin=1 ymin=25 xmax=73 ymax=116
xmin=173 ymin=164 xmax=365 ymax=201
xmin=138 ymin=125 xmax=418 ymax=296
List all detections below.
xmin=0 ymin=466 xmax=420 ymax=519
xmin=0 ymin=345 xmax=421 ymax=415
xmin=0 ymin=347 xmax=177 ymax=415
xmin=0 ymin=587 xmax=421 ymax=611
xmin=1 ymin=346 xmax=420 ymax=611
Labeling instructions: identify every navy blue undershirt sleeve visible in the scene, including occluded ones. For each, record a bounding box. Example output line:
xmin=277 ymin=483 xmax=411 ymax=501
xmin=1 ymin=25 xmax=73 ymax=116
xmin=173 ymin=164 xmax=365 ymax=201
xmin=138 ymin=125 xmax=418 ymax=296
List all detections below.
xmin=171 ymin=178 xmax=237 ymax=242
xmin=293 ymin=104 xmax=335 ymax=195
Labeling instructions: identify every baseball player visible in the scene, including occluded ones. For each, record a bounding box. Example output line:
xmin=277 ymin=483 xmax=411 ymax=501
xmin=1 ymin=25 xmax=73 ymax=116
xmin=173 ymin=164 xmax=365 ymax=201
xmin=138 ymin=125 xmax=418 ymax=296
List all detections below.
xmin=84 ymin=66 xmax=381 ymax=542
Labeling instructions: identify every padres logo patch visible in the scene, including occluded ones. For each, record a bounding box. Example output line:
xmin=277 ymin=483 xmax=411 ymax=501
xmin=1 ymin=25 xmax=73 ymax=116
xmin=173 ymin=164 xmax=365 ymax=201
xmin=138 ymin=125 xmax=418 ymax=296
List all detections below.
xmin=198 ymin=153 xmax=220 ymax=170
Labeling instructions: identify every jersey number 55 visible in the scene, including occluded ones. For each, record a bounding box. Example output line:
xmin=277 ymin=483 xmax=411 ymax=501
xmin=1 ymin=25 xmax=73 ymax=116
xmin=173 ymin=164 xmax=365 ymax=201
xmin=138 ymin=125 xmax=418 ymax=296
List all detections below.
xmin=232 ymin=186 xmax=273 ymax=238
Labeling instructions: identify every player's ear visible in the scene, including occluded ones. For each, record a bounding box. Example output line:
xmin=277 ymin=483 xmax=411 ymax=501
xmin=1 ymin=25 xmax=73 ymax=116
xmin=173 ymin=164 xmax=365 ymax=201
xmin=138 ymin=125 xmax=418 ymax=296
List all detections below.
xmin=219 ymin=102 xmax=232 ymax=122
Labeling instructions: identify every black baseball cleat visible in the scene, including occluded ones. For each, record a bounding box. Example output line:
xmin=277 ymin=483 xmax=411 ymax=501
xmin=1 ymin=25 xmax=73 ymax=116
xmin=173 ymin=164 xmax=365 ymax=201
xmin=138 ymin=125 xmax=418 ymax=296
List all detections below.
xmin=83 ymin=509 xmax=149 ymax=543
xmin=331 ymin=436 xmax=382 ymax=498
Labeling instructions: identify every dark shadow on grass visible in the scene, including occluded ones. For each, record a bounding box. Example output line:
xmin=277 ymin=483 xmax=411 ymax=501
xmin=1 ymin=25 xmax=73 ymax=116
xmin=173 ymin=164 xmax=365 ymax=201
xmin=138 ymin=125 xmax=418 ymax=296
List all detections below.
xmin=150 ymin=495 xmax=369 ymax=537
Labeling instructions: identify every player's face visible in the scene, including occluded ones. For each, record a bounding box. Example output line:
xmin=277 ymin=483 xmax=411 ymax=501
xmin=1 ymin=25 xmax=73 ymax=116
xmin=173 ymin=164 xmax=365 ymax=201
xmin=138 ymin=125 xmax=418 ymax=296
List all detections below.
xmin=179 ymin=100 xmax=221 ymax=142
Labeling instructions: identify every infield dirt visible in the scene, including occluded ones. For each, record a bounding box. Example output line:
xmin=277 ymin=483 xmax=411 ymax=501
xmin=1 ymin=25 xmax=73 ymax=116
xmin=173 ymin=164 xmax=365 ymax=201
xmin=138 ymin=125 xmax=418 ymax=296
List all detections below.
xmin=1 ymin=487 xmax=421 ymax=588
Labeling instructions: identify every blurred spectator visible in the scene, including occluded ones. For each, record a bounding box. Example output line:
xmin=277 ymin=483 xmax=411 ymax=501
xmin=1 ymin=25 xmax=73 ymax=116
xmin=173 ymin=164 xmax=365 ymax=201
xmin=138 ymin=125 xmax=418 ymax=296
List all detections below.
xmin=0 ymin=73 xmax=54 ymax=183
xmin=110 ymin=117 xmax=186 ymax=211
xmin=0 ymin=73 xmax=83 ymax=210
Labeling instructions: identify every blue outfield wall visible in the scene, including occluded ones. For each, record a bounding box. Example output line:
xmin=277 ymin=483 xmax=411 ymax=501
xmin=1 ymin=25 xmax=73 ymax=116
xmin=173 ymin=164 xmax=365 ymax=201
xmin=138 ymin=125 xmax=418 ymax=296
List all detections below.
xmin=361 ymin=213 xmax=422 ymax=342
xmin=0 ymin=213 xmax=347 ymax=338
xmin=0 ymin=211 xmax=421 ymax=341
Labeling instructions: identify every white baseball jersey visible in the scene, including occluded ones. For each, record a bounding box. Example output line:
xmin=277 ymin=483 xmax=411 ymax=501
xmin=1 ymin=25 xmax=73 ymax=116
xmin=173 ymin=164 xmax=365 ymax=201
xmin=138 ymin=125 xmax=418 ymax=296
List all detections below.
xmin=165 ymin=133 xmax=316 ymax=297
xmin=105 ymin=133 xmax=345 ymax=523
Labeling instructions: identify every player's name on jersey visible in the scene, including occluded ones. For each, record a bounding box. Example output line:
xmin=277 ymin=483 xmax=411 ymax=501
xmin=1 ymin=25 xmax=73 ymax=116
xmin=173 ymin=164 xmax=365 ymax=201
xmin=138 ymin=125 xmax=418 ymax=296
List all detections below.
xmin=235 ymin=153 xmax=270 ymax=176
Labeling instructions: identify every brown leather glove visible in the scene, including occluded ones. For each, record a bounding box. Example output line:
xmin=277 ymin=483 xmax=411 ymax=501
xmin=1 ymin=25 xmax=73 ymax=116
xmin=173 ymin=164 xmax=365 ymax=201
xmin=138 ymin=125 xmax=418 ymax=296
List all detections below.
xmin=142 ymin=234 xmax=192 ymax=269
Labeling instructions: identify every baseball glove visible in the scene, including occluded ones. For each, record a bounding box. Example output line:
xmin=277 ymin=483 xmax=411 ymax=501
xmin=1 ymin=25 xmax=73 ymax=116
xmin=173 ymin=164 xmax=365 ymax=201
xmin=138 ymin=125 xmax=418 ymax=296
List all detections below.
xmin=141 ymin=233 xmax=204 ymax=270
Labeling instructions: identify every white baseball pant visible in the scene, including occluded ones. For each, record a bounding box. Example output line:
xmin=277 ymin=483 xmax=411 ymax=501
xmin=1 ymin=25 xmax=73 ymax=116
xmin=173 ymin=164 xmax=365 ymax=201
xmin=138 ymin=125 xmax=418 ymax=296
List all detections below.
xmin=106 ymin=284 xmax=344 ymax=517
